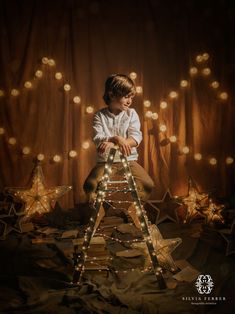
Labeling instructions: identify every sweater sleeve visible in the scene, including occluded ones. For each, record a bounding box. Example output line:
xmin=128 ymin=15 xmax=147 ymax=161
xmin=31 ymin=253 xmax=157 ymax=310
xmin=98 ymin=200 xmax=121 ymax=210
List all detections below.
xmin=127 ymin=109 xmax=142 ymax=146
xmin=92 ymin=112 xmax=109 ymax=147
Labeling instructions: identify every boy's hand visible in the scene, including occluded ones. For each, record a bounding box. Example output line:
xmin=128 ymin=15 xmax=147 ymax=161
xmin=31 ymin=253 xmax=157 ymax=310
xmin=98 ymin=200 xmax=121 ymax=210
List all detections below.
xmin=114 ymin=136 xmax=132 ymax=156
xmin=98 ymin=141 xmax=115 ymax=154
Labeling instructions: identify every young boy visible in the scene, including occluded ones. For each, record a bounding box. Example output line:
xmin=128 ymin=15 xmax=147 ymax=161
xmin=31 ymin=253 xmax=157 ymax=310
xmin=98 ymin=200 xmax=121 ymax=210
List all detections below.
xmin=83 ymin=74 xmax=154 ymax=228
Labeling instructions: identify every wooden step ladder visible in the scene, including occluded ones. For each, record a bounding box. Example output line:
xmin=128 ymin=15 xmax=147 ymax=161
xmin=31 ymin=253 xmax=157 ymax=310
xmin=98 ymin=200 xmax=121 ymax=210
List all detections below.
xmin=72 ymin=147 xmax=166 ymax=289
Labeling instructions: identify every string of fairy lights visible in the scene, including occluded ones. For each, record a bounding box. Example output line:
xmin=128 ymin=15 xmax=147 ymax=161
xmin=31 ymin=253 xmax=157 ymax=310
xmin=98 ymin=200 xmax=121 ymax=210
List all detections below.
xmin=0 ymin=53 xmax=233 ymax=166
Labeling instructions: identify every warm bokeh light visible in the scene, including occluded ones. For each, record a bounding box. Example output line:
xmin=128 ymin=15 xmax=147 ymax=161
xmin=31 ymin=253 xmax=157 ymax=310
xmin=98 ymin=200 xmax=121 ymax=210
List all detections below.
xmin=182 ymin=146 xmax=190 ymax=154
xmin=82 ymin=141 xmax=90 ymax=149
xmin=143 ymin=100 xmax=151 ymax=107
xmin=189 ymin=67 xmax=198 ymax=75
xmin=48 ymin=59 xmax=56 ymax=66
xmin=211 ymin=81 xmax=219 ymax=89
xmin=55 ymin=72 xmax=63 ymax=80
xmin=37 ymin=153 xmax=45 ymax=161
xmin=129 ymin=72 xmax=137 ymax=80
xmin=73 ymin=96 xmax=81 ymax=104
xmin=69 ymin=150 xmax=77 ymax=158
xmin=136 ymin=86 xmax=143 ymax=94
xmin=64 ymin=84 xmax=71 ymax=91
xmin=159 ymin=124 xmax=167 ymax=132
xmin=160 ymin=101 xmax=167 ymax=109
xmin=35 ymin=70 xmax=43 ymax=78
xmin=209 ymin=157 xmax=217 ymax=165
xmin=8 ymin=137 xmax=17 ymax=145
xmin=152 ymin=112 xmax=158 ymax=120
xmin=11 ymin=89 xmax=20 ymax=96
xmin=202 ymin=68 xmax=211 ymax=76
xmin=0 ymin=90 xmax=5 ymax=97
xmin=53 ymin=155 xmax=61 ymax=162
xmin=226 ymin=157 xmax=234 ymax=165
xmin=196 ymin=55 xmax=203 ymax=63
xmin=202 ymin=52 xmax=210 ymax=61
xmin=22 ymin=146 xmax=31 ymax=155
xmin=169 ymin=135 xmax=177 ymax=143
xmin=41 ymin=57 xmax=49 ymax=64
xmin=145 ymin=110 xmax=153 ymax=118
xmin=169 ymin=91 xmax=178 ymax=99
xmin=194 ymin=153 xmax=202 ymax=160
xmin=180 ymin=80 xmax=188 ymax=88
xmin=24 ymin=81 xmax=32 ymax=88
xmin=0 ymin=127 xmax=5 ymax=135
xmin=86 ymin=106 xmax=94 ymax=114
xmin=219 ymin=92 xmax=228 ymax=100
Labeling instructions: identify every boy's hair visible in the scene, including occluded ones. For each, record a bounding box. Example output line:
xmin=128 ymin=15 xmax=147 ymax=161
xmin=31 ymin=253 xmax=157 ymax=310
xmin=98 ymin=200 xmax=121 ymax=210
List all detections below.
xmin=103 ymin=74 xmax=136 ymax=105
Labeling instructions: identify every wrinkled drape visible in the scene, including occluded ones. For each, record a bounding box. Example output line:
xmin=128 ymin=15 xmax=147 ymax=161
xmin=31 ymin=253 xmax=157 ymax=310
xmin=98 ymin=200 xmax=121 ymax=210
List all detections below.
xmin=0 ymin=0 xmax=234 ymax=209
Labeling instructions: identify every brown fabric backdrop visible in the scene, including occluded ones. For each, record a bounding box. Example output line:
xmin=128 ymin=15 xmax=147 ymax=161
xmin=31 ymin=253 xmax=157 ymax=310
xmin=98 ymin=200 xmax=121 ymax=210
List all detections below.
xmin=0 ymin=0 xmax=235 ymax=209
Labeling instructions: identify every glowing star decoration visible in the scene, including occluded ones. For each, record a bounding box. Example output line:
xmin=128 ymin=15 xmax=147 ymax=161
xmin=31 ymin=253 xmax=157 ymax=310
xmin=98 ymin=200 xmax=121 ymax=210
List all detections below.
xmin=181 ymin=178 xmax=208 ymax=223
xmin=146 ymin=190 xmax=181 ymax=225
xmin=131 ymin=224 xmax=182 ymax=272
xmin=202 ymin=199 xmax=224 ymax=225
xmin=7 ymin=165 xmax=72 ymax=217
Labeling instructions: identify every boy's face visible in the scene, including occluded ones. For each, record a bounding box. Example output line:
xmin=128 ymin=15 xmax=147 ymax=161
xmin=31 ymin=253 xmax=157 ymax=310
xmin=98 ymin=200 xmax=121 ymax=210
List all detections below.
xmin=109 ymin=93 xmax=134 ymax=113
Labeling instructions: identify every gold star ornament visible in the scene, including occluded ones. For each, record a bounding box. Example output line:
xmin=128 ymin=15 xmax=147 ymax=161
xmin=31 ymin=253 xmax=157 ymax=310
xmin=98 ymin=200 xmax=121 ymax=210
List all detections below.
xmin=7 ymin=164 xmax=72 ymax=217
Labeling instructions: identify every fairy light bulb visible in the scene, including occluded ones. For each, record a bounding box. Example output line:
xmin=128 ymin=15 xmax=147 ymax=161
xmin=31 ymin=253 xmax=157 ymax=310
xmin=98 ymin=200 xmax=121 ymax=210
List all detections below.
xmin=143 ymin=100 xmax=151 ymax=107
xmin=24 ymin=81 xmax=32 ymax=88
xmin=169 ymin=135 xmax=177 ymax=143
xmin=194 ymin=153 xmax=202 ymax=160
xmin=159 ymin=124 xmax=167 ymax=132
xmin=182 ymin=146 xmax=190 ymax=154
xmin=180 ymin=80 xmax=188 ymax=88
xmin=211 ymin=81 xmax=219 ymax=89
xmin=35 ymin=70 xmax=43 ymax=78
xmin=0 ymin=90 xmax=5 ymax=97
xmin=8 ymin=137 xmax=17 ymax=145
xmin=55 ymin=72 xmax=63 ymax=80
xmin=152 ymin=112 xmax=158 ymax=120
xmin=196 ymin=55 xmax=203 ymax=63
xmin=189 ymin=67 xmax=198 ymax=75
xmin=209 ymin=157 xmax=217 ymax=165
xmin=136 ymin=86 xmax=143 ymax=94
xmin=169 ymin=91 xmax=178 ymax=99
xmin=0 ymin=127 xmax=5 ymax=134
xmin=129 ymin=72 xmax=137 ymax=80
xmin=69 ymin=150 xmax=77 ymax=158
xmin=145 ymin=110 xmax=152 ymax=118
xmin=86 ymin=106 xmax=94 ymax=113
xmin=219 ymin=92 xmax=228 ymax=100
xmin=11 ymin=89 xmax=20 ymax=96
xmin=22 ymin=146 xmax=31 ymax=155
xmin=48 ymin=59 xmax=55 ymax=66
xmin=82 ymin=141 xmax=90 ymax=149
xmin=37 ymin=153 xmax=45 ymax=161
xmin=41 ymin=57 xmax=49 ymax=64
xmin=202 ymin=68 xmax=211 ymax=76
xmin=160 ymin=101 xmax=167 ymax=109
xmin=64 ymin=84 xmax=71 ymax=91
xmin=73 ymin=96 xmax=81 ymax=104
xmin=53 ymin=155 xmax=61 ymax=162
xmin=226 ymin=157 xmax=234 ymax=165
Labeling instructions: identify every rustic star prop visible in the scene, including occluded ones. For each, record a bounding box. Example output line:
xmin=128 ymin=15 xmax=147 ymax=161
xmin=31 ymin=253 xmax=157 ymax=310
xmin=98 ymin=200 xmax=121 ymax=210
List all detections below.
xmin=7 ymin=164 xmax=72 ymax=217
xmin=219 ymin=219 xmax=235 ymax=256
xmin=180 ymin=178 xmax=209 ymax=223
xmin=202 ymin=199 xmax=224 ymax=225
xmin=131 ymin=224 xmax=182 ymax=272
xmin=0 ymin=192 xmax=24 ymax=217
xmin=146 ymin=189 xmax=181 ymax=225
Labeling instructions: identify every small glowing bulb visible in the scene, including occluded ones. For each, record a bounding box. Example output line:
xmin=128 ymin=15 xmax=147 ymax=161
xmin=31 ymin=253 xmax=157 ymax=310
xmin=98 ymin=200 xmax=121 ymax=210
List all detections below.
xmin=160 ymin=100 xmax=168 ymax=109
xmin=86 ymin=106 xmax=94 ymax=113
xmin=48 ymin=59 xmax=55 ymax=66
xmin=22 ymin=146 xmax=31 ymax=155
xmin=53 ymin=155 xmax=61 ymax=162
xmin=219 ymin=92 xmax=228 ymax=100
xmin=24 ymin=81 xmax=32 ymax=88
xmin=41 ymin=57 xmax=49 ymax=64
xmin=189 ymin=67 xmax=198 ymax=75
xmin=11 ymin=89 xmax=20 ymax=96
xmin=73 ymin=96 xmax=81 ymax=104
xmin=64 ymin=84 xmax=71 ymax=91
xmin=35 ymin=70 xmax=43 ymax=78
xmin=180 ymin=80 xmax=188 ymax=88
xmin=69 ymin=150 xmax=77 ymax=158
xmin=211 ymin=81 xmax=219 ymax=89
xmin=55 ymin=72 xmax=63 ymax=80
xmin=143 ymin=100 xmax=151 ymax=107
xmin=169 ymin=91 xmax=178 ymax=99
xmin=152 ymin=112 xmax=158 ymax=120
xmin=202 ymin=68 xmax=211 ymax=76
xmin=194 ymin=153 xmax=202 ymax=160
xmin=0 ymin=127 xmax=5 ymax=135
xmin=196 ymin=55 xmax=203 ymax=63
xmin=145 ymin=110 xmax=152 ymax=118
xmin=209 ymin=157 xmax=217 ymax=165
xmin=169 ymin=135 xmax=177 ymax=143
xmin=159 ymin=124 xmax=167 ymax=132
xmin=37 ymin=153 xmax=45 ymax=161
xmin=8 ymin=137 xmax=17 ymax=145
xmin=182 ymin=146 xmax=190 ymax=154
xmin=129 ymin=72 xmax=137 ymax=80
xmin=226 ymin=157 xmax=234 ymax=165
xmin=136 ymin=86 xmax=143 ymax=94
xmin=0 ymin=90 xmax=5 ymax=97
xmin=82 ymin=141 xmax=90 ymax=149
xmin=202 ymin=52 xmax=210 ymax=61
